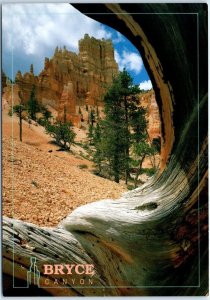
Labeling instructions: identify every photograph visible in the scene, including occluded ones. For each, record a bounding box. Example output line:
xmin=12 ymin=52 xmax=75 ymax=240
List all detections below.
xmin=2 ymin=2 xmax=208 ymax=296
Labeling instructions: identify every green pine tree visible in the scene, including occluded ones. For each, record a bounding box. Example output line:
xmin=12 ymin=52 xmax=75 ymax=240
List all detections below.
xmin=39 ymin=106 xmax=52 ymax=125
xmin=88 ymin=124 xmax=94 ymax=145
xmin=27 ymin=85 xmax=39 ymax=121
xmin=93 ymin=122 xmax=105 ymax=175
xmin=131 ymin=141 xmax=157 ymax=188
xmin=118 ymin=68 xmax=141 ymax=184
xmin=96 ymin=106 xmax=100 ymax=119
xmin=130 ymin=107 xmax=148 ymax=143
xmin=45 ymin=121 xmax=76 ymax=151
xmin=92 ymin=68 xmax=154 ymax=185
xmin=94 ymin=77 xmax=127 ymax=183
xmin=89 ymin=109 xmax=95 ymax=126
xmin=12 ymin=97 xmax=26 ymax=142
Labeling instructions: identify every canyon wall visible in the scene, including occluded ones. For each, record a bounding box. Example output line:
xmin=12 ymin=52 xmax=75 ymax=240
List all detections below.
xmin=139 ymin=90 xmax=161 ymax=141
xmin=3 ymin=33 xmax=161 ymax=140
xmin=3 ymin=34 xmax=118 ymax=121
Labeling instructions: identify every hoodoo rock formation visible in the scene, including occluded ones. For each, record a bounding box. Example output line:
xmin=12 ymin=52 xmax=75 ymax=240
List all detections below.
xmin=57 ymin=81 xmax=80 ymax=126
xmin=2 ymin=33 xmax=161 ymax=139
xmin=4 ymin=34 xmax=118 ymax=122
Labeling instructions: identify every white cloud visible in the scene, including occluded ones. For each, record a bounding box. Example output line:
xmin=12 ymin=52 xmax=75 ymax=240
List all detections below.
xmin=2 ymin=3 xmax=112 ymax=58
xmin=114 ymin=50 xmax=143 ymax=74
xmin=139 ymin=80 xmax=153 ymax=90
xmin=113 ymin=32 xmax=123 ymax=43
xmin=114 ymin=50 xmax=120 ymax=65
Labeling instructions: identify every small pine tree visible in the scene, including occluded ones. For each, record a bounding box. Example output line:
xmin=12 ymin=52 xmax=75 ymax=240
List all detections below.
xmin=132 ymin=142 xmax=157 ymax=188
xmin=88 ymin=124 xmax=94 ymax=145
xmin=45 ymin=121 xmax=76 ymax=150
xmin=118 ymin=68 xmax=141 ymax=184
xmin=30 ymin=64 xmax=34 ymax=74
xmin=11 ymin=91 xmax=26 ymax=142
xmin=96 ymin=106 xmax=100 ymax=119
xmin=89 ymin=109 xmax=95 ymax=126
xmin=152 ymin=137 xmax=161 ymax=153
xmin=27 ymin=85 xmax=39 ymax=121
xmin=93 ymin=123 xmax=103 ymax=174
xmin=63 ymin=105 xmax=67 ymax=123
xmin=92 ymin=68 xmax=153 ymax=185
xmin=130 ymin=107 xmax=148 ymax=143
xmin=12 ymin=104 xmax=26 ymax=142
xmin=42 ymin=106 xmax=52 ymax=123
xmin=85 ymin=104 xmax=89 ymax=111
xmin=95 ymin=77 xmax=127 ymax=183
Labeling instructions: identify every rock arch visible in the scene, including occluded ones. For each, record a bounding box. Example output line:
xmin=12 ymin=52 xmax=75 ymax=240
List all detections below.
xmin=3 ymin=3 xmax=208 ymax=296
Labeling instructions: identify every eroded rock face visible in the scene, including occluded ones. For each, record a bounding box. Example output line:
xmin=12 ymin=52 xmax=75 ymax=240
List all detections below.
xmin=2 ymin=71 xmax=7 ymax=92
xmin=139 ymin=90 xmax=161 ymax=141
xmin=4 ymin=34 xmax=118 ymax=120
xmin=3 ymin=34 xmax=161 ymax=140
xmin=2 ymin=84 xmax=21 ymax=106
xmin=58 ymin=81 xmax=81 ymax=126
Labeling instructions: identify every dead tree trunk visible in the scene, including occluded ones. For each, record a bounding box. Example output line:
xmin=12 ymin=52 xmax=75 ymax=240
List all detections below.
xmin=2 ymin=133 xmax=208 ymax=295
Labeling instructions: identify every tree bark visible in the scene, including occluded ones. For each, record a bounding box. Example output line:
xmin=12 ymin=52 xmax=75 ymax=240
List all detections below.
xmin=124 ymin=95 xmax=129 ymax=184
xmin=19 ymin=108 xmax=22 ymax=142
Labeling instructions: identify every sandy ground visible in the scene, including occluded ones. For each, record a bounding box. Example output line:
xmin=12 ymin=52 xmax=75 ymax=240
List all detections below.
xmin=2 ymin=102 xmax=93 ymax=168
xmin=2 ymin=103 xmax=126 ymax=227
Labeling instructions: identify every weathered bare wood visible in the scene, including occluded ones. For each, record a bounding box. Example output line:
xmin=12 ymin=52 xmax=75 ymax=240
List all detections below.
xmin=3 ymin=136 xmax=208 ymax=295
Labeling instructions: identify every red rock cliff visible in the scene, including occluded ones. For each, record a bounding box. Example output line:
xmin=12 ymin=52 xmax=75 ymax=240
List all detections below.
xmin=139 ymin=90 xmax=161 ymax=141
xmin=5 ymin=34 xmax=118 ymax=120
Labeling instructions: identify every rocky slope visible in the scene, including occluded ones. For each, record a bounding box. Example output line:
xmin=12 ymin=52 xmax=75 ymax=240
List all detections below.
xmin=2 ymin=136 xmax=126 ymax=227
xmin=2 ymin=103 xmax=126 ymax=227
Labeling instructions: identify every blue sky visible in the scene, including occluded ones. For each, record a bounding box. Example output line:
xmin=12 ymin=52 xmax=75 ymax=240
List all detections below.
xmin=2 ymin=3 xmax=152 ymax=90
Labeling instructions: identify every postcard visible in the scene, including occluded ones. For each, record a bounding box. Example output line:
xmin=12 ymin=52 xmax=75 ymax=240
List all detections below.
xmin=2 ymin=2 xmax=208 ymax=297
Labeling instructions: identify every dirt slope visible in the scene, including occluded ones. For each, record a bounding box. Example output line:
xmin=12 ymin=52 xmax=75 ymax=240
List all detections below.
xmin=2 ymin=104 xmax=126 ymax=227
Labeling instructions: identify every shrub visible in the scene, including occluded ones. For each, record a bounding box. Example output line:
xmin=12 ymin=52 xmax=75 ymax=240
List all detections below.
xmin=78 ymin=164 xmax=88 ymax=169
xmin=144 ymin=168 xmax=156 ymax=177
xmin=37 ymin=117 xmax=46 ymax=126
xmin=45 ymin=121 xmax=76 ymax=151
xmin=8 ymin=109 xmax=13 ymax=116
